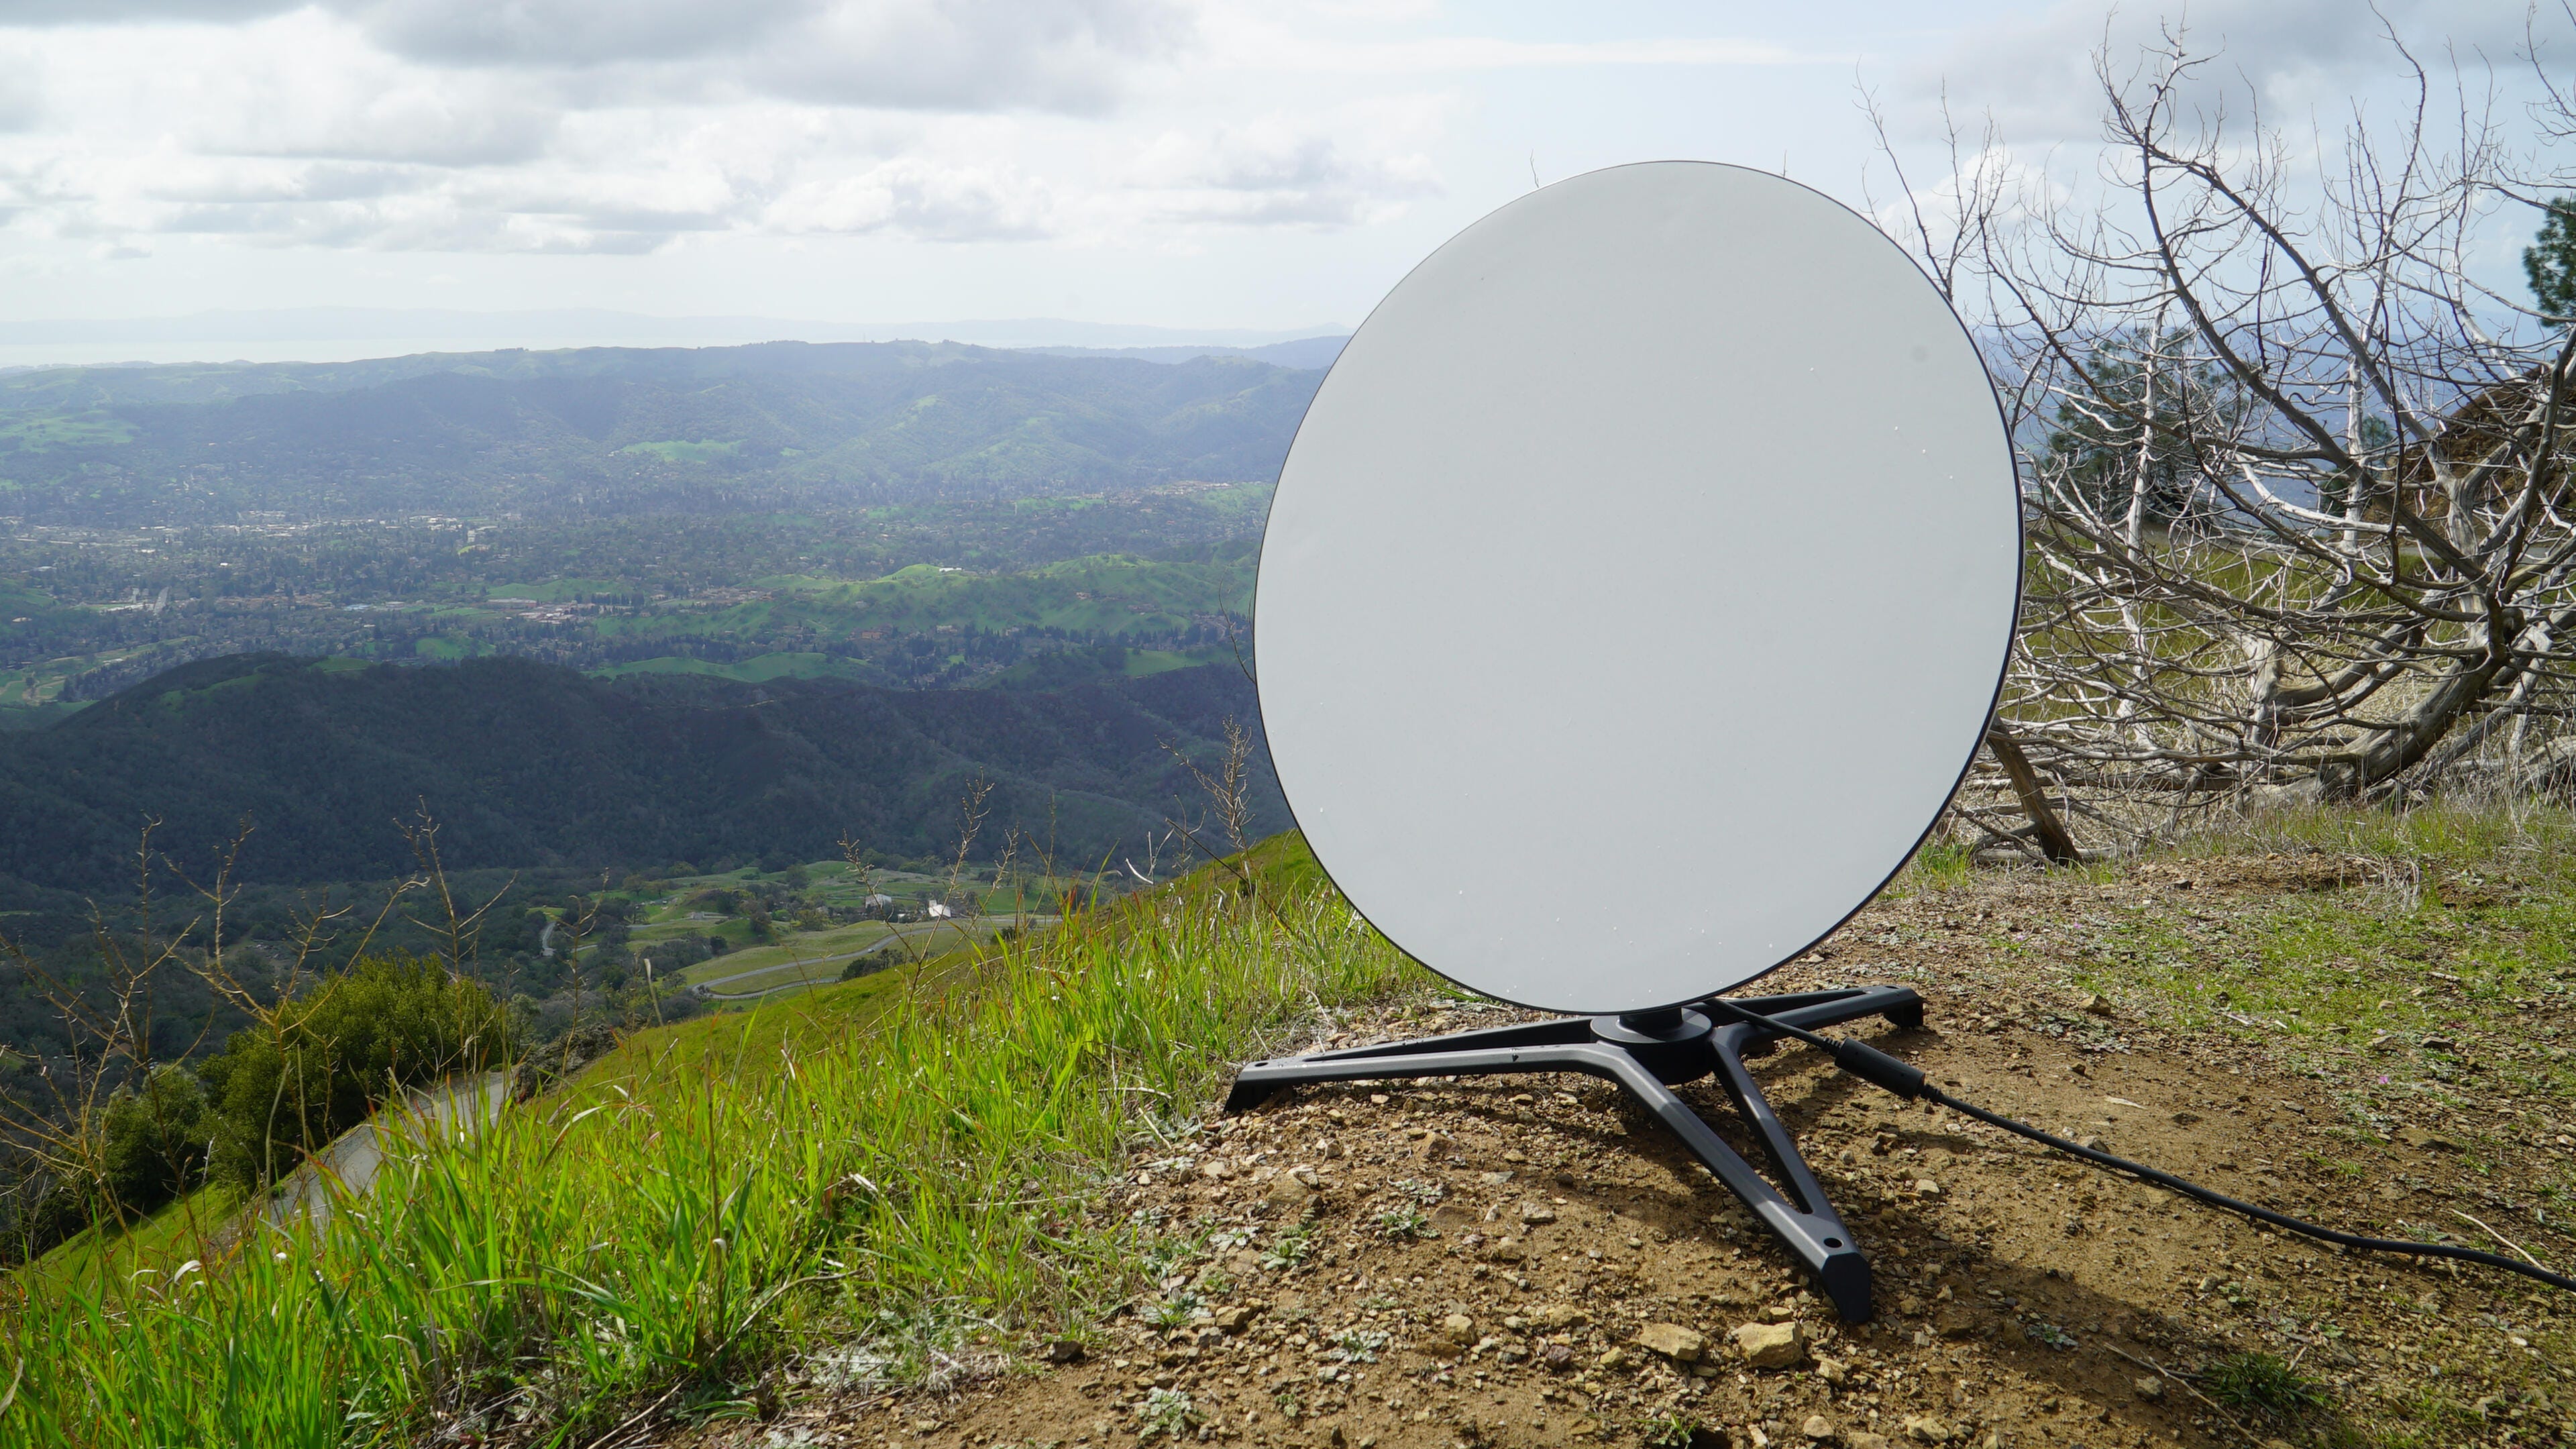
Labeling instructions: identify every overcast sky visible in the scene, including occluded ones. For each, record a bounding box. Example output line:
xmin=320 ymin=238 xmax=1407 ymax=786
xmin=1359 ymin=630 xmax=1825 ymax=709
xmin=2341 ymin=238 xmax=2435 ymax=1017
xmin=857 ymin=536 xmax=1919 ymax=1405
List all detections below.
xmin=0 ymin=0 xmax=2555 ymax=350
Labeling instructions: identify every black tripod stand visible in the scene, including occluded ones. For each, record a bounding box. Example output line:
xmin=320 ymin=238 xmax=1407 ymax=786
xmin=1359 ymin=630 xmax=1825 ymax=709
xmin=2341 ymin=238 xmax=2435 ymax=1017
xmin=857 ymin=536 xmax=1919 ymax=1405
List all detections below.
xmin=1223 ymin=985 xmax=1923 ymax=1322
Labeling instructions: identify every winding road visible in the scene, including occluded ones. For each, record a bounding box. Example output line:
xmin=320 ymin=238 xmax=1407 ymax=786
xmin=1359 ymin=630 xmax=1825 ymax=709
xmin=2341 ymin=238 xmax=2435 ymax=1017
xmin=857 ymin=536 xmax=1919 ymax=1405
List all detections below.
xmin=264 ymin=1070 xmax=515 ymax=1229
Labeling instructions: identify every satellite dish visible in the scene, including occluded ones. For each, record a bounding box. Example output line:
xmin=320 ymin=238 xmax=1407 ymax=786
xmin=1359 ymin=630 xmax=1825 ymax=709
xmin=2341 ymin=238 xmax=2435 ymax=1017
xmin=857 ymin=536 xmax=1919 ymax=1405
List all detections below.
xmin=1256 ymin=161 xmax=2020 ymax=1016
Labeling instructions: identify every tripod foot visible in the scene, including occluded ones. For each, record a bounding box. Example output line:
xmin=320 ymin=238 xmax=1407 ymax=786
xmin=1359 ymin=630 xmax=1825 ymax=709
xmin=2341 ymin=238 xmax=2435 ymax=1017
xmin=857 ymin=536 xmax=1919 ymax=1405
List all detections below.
xmin=1222 ymin=986 xmax=1923 ymax=1323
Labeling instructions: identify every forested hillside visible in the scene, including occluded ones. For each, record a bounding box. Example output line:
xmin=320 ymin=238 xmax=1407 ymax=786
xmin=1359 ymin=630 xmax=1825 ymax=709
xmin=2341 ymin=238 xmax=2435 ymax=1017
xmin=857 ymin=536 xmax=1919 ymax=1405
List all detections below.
xmin=0 ymin=652 xmax=1284 ymax=894
xmin=0 ymin=340 xmax=1320 ymax=523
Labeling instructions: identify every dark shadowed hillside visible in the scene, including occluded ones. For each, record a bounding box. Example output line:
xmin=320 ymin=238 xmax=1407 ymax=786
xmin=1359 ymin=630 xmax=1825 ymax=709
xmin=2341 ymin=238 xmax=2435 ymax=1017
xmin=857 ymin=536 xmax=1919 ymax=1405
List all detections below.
xmin=0 ymin=653 xmax=1285 ymax=892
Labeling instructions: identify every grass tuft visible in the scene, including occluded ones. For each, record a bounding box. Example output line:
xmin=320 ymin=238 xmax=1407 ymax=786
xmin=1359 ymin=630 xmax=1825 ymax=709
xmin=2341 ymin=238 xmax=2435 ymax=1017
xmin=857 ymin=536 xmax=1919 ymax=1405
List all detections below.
xmin=2202 ymin=1350 xmax=2330 ymax=1419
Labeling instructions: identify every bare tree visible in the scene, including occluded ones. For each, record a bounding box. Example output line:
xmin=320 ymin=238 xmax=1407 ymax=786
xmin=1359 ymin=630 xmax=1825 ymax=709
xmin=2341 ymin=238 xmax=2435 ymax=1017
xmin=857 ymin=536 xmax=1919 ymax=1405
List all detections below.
xmin=1886 ymin=21 xmax=2576 ymax=847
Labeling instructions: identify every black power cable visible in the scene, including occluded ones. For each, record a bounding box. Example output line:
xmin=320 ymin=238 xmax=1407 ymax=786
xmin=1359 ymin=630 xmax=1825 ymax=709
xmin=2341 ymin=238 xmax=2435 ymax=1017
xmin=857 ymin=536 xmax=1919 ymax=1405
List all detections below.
xmin=1699 ymin=998 xmax=2576 ymax=1297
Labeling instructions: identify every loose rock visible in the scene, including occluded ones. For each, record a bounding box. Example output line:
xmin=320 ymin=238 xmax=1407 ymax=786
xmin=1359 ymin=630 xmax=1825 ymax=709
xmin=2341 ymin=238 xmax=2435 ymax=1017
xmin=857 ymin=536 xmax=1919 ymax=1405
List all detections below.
xmin=2132 ymin=1375 xmax=2165 ymax=1401
xmin=1902 ymin=1414 xmax=1952 ymax=1444
xmin=1803 ymin=1414 xmax=1837 ymax=1440
xmin=1260 ymin=1175 xmax=1314 ymax=1215
xmin=1633 ymin=1322 xmax=1708 ymax=1362
xmin=1733 ymin=1320 xmax=1809 ymax=1370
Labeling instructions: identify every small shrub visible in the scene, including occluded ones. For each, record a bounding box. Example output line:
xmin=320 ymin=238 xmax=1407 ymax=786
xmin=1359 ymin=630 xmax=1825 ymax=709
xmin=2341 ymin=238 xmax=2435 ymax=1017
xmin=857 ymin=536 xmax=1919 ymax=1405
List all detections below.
xmin=1330 ymin=1330 xmax=1389 ymax=1363
xmin=2022 ymin=1318 xmax=2076 ymax=1350
xmin=200 ymin=952 xmax=513 ymax=1191
xmin=1259 ymin=1220 xmax=1313 ymax=1269
xmin=1135 ymin=1387 xmax=1195 ymax=1440
xmin=1640 ymin=1410 xmax=1705 ymax=1448
xmin=1374 ymin=1205 xmax=1436 ymax=1240
xmin=99 ymin=1065 xmax=211 ymax=1218
xmin=1142 ymin=1293 xmax=1201 ymax=1332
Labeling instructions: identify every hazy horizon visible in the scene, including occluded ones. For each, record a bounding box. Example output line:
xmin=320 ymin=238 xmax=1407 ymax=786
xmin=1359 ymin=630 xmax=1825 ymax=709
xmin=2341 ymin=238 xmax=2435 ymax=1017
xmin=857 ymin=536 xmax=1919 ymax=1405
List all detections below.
xmin=0 ymin=306 xmax=1349 ymax=369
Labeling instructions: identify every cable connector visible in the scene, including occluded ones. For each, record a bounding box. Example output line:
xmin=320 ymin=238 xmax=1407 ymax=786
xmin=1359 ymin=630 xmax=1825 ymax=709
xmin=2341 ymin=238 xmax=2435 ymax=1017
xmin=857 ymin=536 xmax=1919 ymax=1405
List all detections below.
xmin=1831 ymin=1037 xmax=1926 ymax=1098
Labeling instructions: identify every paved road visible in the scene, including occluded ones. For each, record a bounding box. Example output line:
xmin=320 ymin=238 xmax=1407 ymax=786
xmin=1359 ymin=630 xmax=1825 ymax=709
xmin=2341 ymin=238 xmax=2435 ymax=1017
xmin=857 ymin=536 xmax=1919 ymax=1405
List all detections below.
xmin=264 ymin=1071 xmax=514 ymax=1229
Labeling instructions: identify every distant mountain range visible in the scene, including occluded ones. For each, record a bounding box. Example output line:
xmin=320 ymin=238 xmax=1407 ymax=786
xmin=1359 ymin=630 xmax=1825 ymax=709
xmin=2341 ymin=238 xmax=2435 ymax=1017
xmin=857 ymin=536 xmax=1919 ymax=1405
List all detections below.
xmin=0 ymin=339 xmax=1325 ymax=523
xmin=0 ymin=653 xmax=1285 ymax=895
xmin=0 ymin=308 xmax=1348 ymax=369
xmin=1021 ymin=337 xmax=1346 ymax=369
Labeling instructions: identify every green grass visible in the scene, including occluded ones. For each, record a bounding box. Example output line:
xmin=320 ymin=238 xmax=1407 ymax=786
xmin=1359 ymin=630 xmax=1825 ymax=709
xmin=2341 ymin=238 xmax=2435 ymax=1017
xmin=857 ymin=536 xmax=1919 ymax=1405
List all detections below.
xmin=3 ymin=835 xmax=1417 ymax=1446
xmin=2052 ymin=800 xmax=2576 ymax=1109
xmin=0 ymin=409 xmax=137 ymax=450
xmin=481 ymin=578 xmax=622 ymax=602
xmin=592 ymin=551 xmax=1250 ymax=648
xmin=665 ymin=918 xmax=1026 ymax=990
xmin=686 ymin=959 xmax=845 ymax=998
xmin=409 ymin=635 xmax=486 ymax=661
xmin=13 ymin=1181 xmax=246 ymax=1297
xmin=2202 ymin=1350 xmax=2330 ymax=1417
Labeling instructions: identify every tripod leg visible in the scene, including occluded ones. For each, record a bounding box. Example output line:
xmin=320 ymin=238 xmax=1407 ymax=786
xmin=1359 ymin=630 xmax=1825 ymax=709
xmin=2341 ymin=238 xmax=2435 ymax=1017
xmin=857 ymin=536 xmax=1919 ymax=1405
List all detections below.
xmin=1223 ymin=1035 xmax=1875 ymax=1320
xmin=1224 ymin=1041 xmax=1625 ymax=1112
xmin=1708 ymin=985 xmax=1925 ymax=1038
xmin=1593 ymin=1051 xmax=1874 ymax=1322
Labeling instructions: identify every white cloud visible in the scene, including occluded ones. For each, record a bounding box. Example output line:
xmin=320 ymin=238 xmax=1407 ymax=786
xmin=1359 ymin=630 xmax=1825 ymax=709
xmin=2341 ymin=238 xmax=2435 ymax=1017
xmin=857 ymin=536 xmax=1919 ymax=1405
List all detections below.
xmin=768 ymin=154 xmax=1060 ymax=241
xmin=0 ymin=42 xmax=42 ymax=131
xmin=1127 ymin=111 xmax=1441 ymax=227
xmin=0 ymin=0 xmax=1909 ymax=302
xmin=327 ymin=0 xmax=1193 ymax=119
xmin=1 ymin=0 xmax=295 ymax=21
xmin=335 ymin=0 xmax=816 ymax=68
xmin=1901 ymin=0 xmax=2538 ymax=143
xmin=743 ymin=0 xmax=1191 ymax=113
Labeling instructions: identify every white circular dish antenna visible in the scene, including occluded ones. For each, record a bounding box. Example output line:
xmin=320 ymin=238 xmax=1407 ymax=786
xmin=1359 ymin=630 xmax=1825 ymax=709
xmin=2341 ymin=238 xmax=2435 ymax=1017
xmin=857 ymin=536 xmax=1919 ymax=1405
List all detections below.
xmin=1256 ymin=161 xmax=2019 ymax=1016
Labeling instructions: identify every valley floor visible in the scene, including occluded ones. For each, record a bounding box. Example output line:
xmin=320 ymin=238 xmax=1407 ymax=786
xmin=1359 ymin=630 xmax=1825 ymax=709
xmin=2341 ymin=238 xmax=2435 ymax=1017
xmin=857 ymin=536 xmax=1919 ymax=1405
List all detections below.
xmin=680 ymin=843 xmax=2574 ymax=1449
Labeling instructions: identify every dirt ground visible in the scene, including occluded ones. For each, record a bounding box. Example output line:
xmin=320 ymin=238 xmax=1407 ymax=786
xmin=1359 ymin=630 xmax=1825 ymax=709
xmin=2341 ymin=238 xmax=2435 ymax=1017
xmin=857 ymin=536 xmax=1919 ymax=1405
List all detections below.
xmin=718 ymin=857 xmax=2575 ymax=1449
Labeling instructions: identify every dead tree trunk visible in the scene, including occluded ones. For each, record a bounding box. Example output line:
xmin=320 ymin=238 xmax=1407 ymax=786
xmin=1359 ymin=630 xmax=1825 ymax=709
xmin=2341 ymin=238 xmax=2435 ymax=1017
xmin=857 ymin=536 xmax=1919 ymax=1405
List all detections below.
xmin=1984 ymin=724 xmax=2084 ymax=864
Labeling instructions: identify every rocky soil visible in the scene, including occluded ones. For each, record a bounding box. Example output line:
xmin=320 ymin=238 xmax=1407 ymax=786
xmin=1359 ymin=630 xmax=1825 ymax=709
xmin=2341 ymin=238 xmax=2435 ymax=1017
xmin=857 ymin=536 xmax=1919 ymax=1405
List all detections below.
xmin=702 ymin=855 xmax=2576 ymax=1449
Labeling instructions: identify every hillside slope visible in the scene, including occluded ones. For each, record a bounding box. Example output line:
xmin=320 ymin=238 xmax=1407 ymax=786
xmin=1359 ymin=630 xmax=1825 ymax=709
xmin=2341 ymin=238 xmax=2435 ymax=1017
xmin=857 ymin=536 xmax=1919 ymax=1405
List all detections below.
xmin=0 ymin=341 xmax=1322 ymax=523
xmin=0 ymin=653 xmax=1285 ymax=891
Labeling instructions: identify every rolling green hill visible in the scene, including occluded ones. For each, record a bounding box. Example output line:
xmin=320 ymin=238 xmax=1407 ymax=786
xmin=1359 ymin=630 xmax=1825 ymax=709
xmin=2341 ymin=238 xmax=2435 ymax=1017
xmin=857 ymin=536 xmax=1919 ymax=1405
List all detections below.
xmin=0 ymin=341 xmax=1321 ymax=524
xmin=582 ymin=543 xmax=1256 ymax=670
xmin=0 ymin=651 xmax=1285 ymax=894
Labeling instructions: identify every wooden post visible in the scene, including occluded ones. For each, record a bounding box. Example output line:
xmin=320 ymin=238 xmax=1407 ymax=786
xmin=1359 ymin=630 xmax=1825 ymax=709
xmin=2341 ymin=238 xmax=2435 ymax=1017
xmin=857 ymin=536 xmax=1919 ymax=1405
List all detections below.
xmin=1984 ymin=723 xmax=2083 ymax=865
